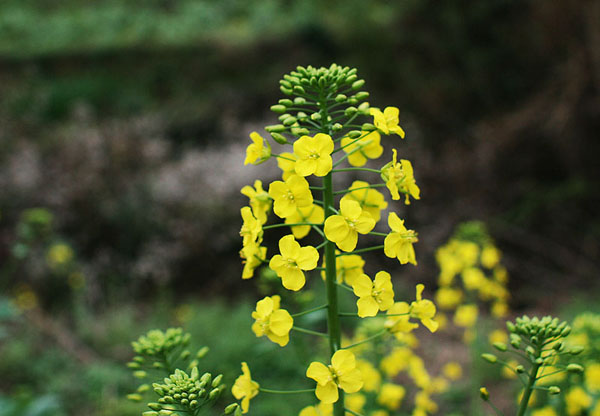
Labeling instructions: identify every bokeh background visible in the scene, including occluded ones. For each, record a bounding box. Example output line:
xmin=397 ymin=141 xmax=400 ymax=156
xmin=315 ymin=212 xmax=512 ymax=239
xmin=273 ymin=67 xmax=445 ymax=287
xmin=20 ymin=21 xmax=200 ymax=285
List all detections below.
xmin=0 ymin=1 xmax=598 ymax=415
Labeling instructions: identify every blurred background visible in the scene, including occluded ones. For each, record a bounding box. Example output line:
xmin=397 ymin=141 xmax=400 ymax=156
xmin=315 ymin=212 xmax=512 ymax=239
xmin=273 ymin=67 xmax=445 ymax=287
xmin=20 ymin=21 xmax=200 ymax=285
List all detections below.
xmin=0 ymin=1 xmax=598 ymax=415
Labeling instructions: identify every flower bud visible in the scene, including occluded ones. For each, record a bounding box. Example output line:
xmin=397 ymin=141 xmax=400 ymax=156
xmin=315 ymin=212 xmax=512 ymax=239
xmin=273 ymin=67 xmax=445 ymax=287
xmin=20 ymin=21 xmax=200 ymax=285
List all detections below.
xmin=335 ymin=94 xmax=347 ymax=103
xmin=332 ymin=123 xmax=343 ymax=132
xmin=354 ymin=91 xmax=369 ymax=101
xmin=344 ymin=107 xmax=357 ymax=116
xmin=159 ymin=410 xmax=173 ymax=416
xmin=347 ymin=130 xmax=362 ymax=139
xmin=134 ymin=371 xmax=147 ymax=379
xmin=516 ymin=365 xmax=525 ymax=373
xmin=283 ymin=116 xmax=297 ymax=126
xmin=345 ymin=74 xmax=357 ymax=84
xmin=568 ymin=346 xmax=584 ymax=355
xmin=549 ymin=386 xmax=561 ymax=395
xmin=361 ymin=123 xmax=376 ymax=131
xmin=148 ymin=403 xmax=162 ymax=411
xmin=225 ymin=403 xmax=239 ymax=414
xmin=479 ymin=387 xmax=489 ymax=401
xmin=493 ymin=342 xmax=507 ymax=352
xmin=351 ymin=80 xmax=365 ymax=90
xmin=566 ymin=364 xmax=584 ymax=374
xmin=280 ymin=86 xmax=292 ymax=95
xmin=212 ymin=374 xmax=223 ymax=387
xmin=196 ymin=346 xmax=209 ymax=358
xmin=179 ymin=350 xmax=191 ymax=360
xmin=294 ymin=97 xmax=306 ymax=105
xmin=127 ymin=362 xmax=140 ymax=369
xmin=209 ymin=388 xmax=222 ymax=400
xmin=293 ymin=86 xmax=305 ymax=94
xmin=560 ymin=326 xmax=571 ymax=337
xmin=143 ymin=412 xmax=159 ymax=416
xmin=127 ymin=393 xmax=142 ymax=402
xmin=506 ymin=321 xmax=516 ymax=332
xmin=265 ymin=124 xmax=286 ymax=133
xmin=137 ymin=384 xmax=150 ymax=393
xmin=270 ymin=105 xmax=287 ymax=113
xmin=271 ymin=133 xmax=288 ymax=144
xmin=310 ymin=113 xmax=322 ymax=121
xmin=481 ymin=353 xmax=497 ymax=364
xmin=278 ymin=99 xmax=293 ymax=107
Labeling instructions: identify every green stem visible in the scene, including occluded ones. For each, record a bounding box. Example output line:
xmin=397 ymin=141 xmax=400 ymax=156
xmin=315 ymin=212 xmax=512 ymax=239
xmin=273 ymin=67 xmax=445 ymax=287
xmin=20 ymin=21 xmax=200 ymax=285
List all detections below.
xmin=259 ymin=388 xmax=315 ymax=394
xmin=343 ymin=329 xmax=387 ymax=349
xmin=517 ymin=362 xmax=541 ymax=416
xmin=336 ymin=245 xmax=384 ymax=256
xmin=344 ymin=408 xmax=366 ymax=416
xmin=292 ymin=304 xmax=328 ymax=318
xmin=333 ymin=184 xmax=385 ymax=195
xmin=292 ymin=326 xmax=329 ymax=338
xmin=263 ymin=222 xmax=321 ymax=229
xmin=332 ymin=167 xmax=381 ymax=174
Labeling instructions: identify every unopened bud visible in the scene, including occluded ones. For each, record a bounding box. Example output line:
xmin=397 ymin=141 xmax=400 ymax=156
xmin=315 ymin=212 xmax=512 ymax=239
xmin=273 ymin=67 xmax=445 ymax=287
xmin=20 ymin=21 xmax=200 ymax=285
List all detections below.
xmin=493 ymin=342 xmax=507 ymax=352
xmin=270 ymin=105 xmax=287 ymax=113
xmin=481 ymin=353 xmax=498 ymax=364
xmin=127 ymin=394 xmax=142 ymax=402
xmin=212 ymin=374 xmax=223 ymax=387
xmin=479 ymin=387 xmax=490 ymax=401
xmin=148 ymin=403 xmax=162 ymax=411
xmin=335 ymin=94 xmax=347 ymax=103
xmin=567 ymin=364 xmax=584 ymax=374
xmin=225 ymin=403 xmax=239 ymax=414
xmin=351 ymin=80 xmax=365 ymax=90
xmin=549 ymin=386 xmax=561 ymax=395
xmin=568 ymin=346 xmax=584 ymax=355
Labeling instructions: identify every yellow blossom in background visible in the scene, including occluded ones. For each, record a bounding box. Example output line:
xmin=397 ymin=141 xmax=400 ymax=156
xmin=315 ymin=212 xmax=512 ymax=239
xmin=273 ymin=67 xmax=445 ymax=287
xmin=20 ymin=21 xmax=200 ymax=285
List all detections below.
xmin=494 ymin=265 xmax=509 ymax=284
xmin=409 ymin=284 xmax=439 ymax=332
xmin=269 ymin=175 xmax=313 ymax=218
xmin=232 ymin=362 xmax=259 ymax=414
xmin=491 ymin=301 xmax=509 ymax=318
xmin=488 ymin=329 xmax=508 ymax=345
xmin=566 ymin=387 xmax=592 ymax=415
xmin=356 ymin=360 xmax=381 ymax=392
xmin=377 ymin=383 xmax=405 ymax=410
xmin=408 ymin=356 xmax=432 ymax=389
xmin=341 ymin=131 xmax=383 ymax=167
xmin=370 ymin=107 xmax=405 ymax=137
xmin=343 ymin=180 xmax=388 ymax=222
xmin=414 ymin=390 xmax=438 ymax=414
xmin=293 ymin=133 xmax=334 ymax=177
xmin=384 ymin=212 xmax=418 ymax=265
xmin=585 ymin=363 xmax=600 ymax=393
xmin=532 ymin=407 xmax=558 ymax=416
xmin=346 ymin=393 xmax=366 ymax=414
xmin=352 ymin=271 xmax=395 ymax=317
xmin=435 ymin=287 xmax=463 ymax=309
xmin=13 ymin=286 xmax=38 ymax=312
xmin=277 ymin=152 xmax=297 ymax=180
xmin=370 ymin=411 xmax=389 ymax=416
xmin=306 ymin=349 xmax=363 ymax=404
xmin=46 ymin=243 xmax=74 ymax=269
xmin=385 ymin=302 xmax=418 ymax=336
xmin=324 ymin=198 xmax=375 ymax=252
xmin=380 ymin=149 xmax=420 ymax=204
xmin=481 ymin=245 xmax=501 ymax=268
xmin=240 ymin=206 xmax=262 ymax=247
xmin=380 ymin=347 xmax=412 ymax=377
xmin=251 ymin=295 xmax=294 ymax=346
xmin=285 ymin=204 xmax=324 ymax=239
xmin=501 ymin=359 xmax=519 ymax=379
xmin=593 ymin=405 xmax=600 ymax=416
xmin=244 ymin=132 xmax=271 ymax=165
xmin=434 ymin=312 xmax=448 ymax=330
xmin=269 ymin=235 xmax=319 ymax=291
xmin=241 ymin=180 xmax=271 ymax=224
xmin=442 ymin=362 xmax=463 ymax=380
xmin=454 ymin=304 xmax=478 ymax=328
xmin=461 ymin=267 xmax=485 ymax=291
xmin=299 ymin=402 xmax=333 ymax=416
xmin=321 ymin=253 xmax=365 ymax=286
xmin=240 ymin=242 xmax=266 ymax=279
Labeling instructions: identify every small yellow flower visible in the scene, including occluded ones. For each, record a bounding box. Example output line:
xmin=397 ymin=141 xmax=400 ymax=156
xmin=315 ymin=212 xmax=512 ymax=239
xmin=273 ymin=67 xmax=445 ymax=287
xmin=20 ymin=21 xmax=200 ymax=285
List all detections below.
xmin=269 ymin=235 xmax=319 ymax=291
xmin=232 ymin=362 xmax=259 ymax=414
xmin=352 ymin=271 xmax=395 ymax=317
xmin=285 ymin=204 xmax=324 ymax=239
xmin=298 ymin=402 xmax=332 ymax=416
xmin=380 ymin=347 xmax=412 ymax=377
xmin=251 ymin=295 xmax=294 ymax=347
xmin=488 ymin=329 xmax=508 ymax=345
xmin=409 ymin=284 xmax=439 ymax=333
xmin=434 ymin=287 xmax=463 ymax=309
xmin=324 ymin=199 xmax=375 ymax=252
xmin=293 ymin=133 xmax=334 ymax=177
xmin=306 ymin=349 xmax=363 ymax=404
xmin=346 ymin=393 xmax=367 ymax=414
xmin=532 ymin=407 xmax=558 ymax=416
xmin=566 ymin=387 xmax=592 ymax=415
xmin=343 ymin=181 xmax=388 ymax=222
xmin=321 ymin=253 xmax=365 ymax=286
xmin=268 ymin=175 xmax=313 ymax=218
xmin=481 ymin=245 xmax=501 ymax=268
xmin=585 ymin=363 xmax=600 ymax=393
xmin=454 ymin=304 xmax=478 ymax=328
xmin=414 ymin=390 xmax=438 ymax=413
xmin=47 ymin=243 xmax=74 ymax=269
xmin=384 ymin=212 xmax=418 ymax=265
xmin=377 ymin=383 xmax=405 ymax=410
xmin=244 ymin=132 xmax=271 ymax=165
xmin=240 ymin=206 xmax=262 ymax=247
xmin=491 ymin=301 xmax=509 ymax=318
xmin=369 ymin=107 xmax=405 ymax=137
xmin=380 ymin=149 xmax=420 ymax=204
xmin=502 ymin=359 xmax=519 ymax=379
xmin=241 ymin=180 xmax=272 ymax=225
xmin=240 ymin=241 xmax=266 ymax=279
xmin=277 ymin=152 xmax=297 ymax=180
xmin=340 ymin=131 xmax=383 ymax=167
xmin=356 ymin=359 xmax=381 ymax=392
xmin=442 ymin=362 xmax=463 ymax=380
xmin=461 ymin=267 xmax=485 ymax=290
xmin=385 ymin=302 xmax=418 ymax=335
xmin=13 ymin=286 xmax=38 ymax=312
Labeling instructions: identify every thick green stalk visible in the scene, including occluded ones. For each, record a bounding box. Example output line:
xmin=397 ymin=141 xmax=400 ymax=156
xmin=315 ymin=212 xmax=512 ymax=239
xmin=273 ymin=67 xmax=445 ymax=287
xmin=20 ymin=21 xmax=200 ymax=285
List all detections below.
xmin=517 ymin=361 xmax=541 ymax=416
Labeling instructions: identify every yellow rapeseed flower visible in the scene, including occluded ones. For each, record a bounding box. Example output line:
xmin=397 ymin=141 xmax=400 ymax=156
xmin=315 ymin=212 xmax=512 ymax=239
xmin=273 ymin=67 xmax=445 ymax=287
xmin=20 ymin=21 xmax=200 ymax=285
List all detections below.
xmin=384 ymin=212 xmax=418 ymax=265
xmin=434 ymin=287 xmax=463 ymax=309
xmin=232 ymin=362 xmax=259 ymax=414
xmin=409 ymin=284 xmax=439 ymax=332
xmin=454 ymin=304 xmax=478 ymax=328
xmin=385 ymin=302 xmax=418 ymax=336
xmin=240 ymin=241 xmax=266 ymax=279
xmin=340 ymin=131 xmax=383 ymax=167
xmin=285 ymin=204 xmax=324 ymax=239
xmin=351 ymin=271 xmax=395 ymax=317
xmin=240 ymin=206 xmax=262 ymax=247
xmin=298 ymin=402 xmax=332 ymax=416
xmin=380 ymin=347 xmax=412 ymax=377
xmin=380 ymin=149 xmax=420 ymax=204
xmin=377 ymin=383 xmax=405 ymax=410
xmin=442 ymin=362 xmax=463 ymax=380
xmin=269 ymin=235 xmax=319 ymax=291
xmin=585 ymin=363 xmax=600 ymax=393
xmin=346 ymin=393 xmax=367 ymax=414
xmin=369 ymin=107 xmax=405 ymax=137
xmin=321 ymin=253 xmax=365 ymax=286
xmin=566 ymin=387 xmax=592 ymax=415
xmin=277 ymin=152 xmax=297 ymax=180
xmin=532 ymin=407 xmax=558 ymax=416
xmin=356 ymin=359 xmax=381 ymax=392
xmin=306 ymin=349 xmax=363 ymax=404
xmin=481 ymin=245 xmax=501 ymax=268
xmin=488 ymin=329 xmax=508 ymax=345
xmin=343 ymin=181 xmax=388 ymax=222
xmin=293 ymin=133 xmax=334 ymax=177
xmin=324 ymin=199 xmax=375 ymax=252
xmin=244 ymin=132 xmax=271 ymax=165
xmin=46 ymin=243 xmax=74 ymax=268
xmin=241 ymin=180 xmax=271 ymax=225
xmin=251 ymin=295 xmax=294 ymax=346
xmin=268 ymin=175 xmax=313 ymax=218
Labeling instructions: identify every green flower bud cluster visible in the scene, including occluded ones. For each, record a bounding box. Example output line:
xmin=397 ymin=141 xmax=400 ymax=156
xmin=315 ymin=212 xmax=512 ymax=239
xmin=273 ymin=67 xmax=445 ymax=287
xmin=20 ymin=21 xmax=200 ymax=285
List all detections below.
xmin=266 ymin=64 xmax=372 ymax=143
xmin=132 ymin=328 xmax=191 ymax=358
xmin=481 ymin=315 xmax=585 ymax=415
xmin=143 ymin=368 xmax=226 ymax=415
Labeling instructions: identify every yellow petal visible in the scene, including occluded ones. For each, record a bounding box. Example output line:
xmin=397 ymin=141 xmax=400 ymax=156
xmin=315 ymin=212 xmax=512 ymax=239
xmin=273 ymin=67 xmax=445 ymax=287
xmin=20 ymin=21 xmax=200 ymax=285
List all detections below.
xmin=324 ymin=215 xmax=350 ymax=242
xmin=269 ymin=309 xmax=293 ymax=336
xmin=336 ymin=230 xmax=358 ymax=252
xmin=352 ymin=274 xmax=373 ymax=298
xmin=357 ymin=296 xmax=379 ymax=317
xmin=281 ymin=268 xmax=305 ymax=291
xmin=297 ymin=246 xmax=319 ymax=270
xmin=331 ymin=349 xmax=356 ymax=374
xmin=255 ymin=296 xmax=274 ymax=317
xmin=340 ymin=199 xmax=362 ymax=220
xmin=279 ymin=235 xmax=300 ymax=259
xmin=339 ymin=368 xmax=363 ymax=393
xmin=316 ymin=381 xmax=339 ymax=404
xmin=307 ymin=362 xmax=331 ymax=384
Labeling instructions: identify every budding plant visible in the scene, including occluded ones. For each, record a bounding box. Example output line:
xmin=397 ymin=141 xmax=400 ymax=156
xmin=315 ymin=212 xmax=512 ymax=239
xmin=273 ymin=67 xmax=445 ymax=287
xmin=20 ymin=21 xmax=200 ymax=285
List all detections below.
xmin=127 ymin=328 xmax=240 ymax=416
xmin=236 ymin=64 xmax=443 ymax=415
xmin=480 ymin=315 xmax=585 ymax=416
